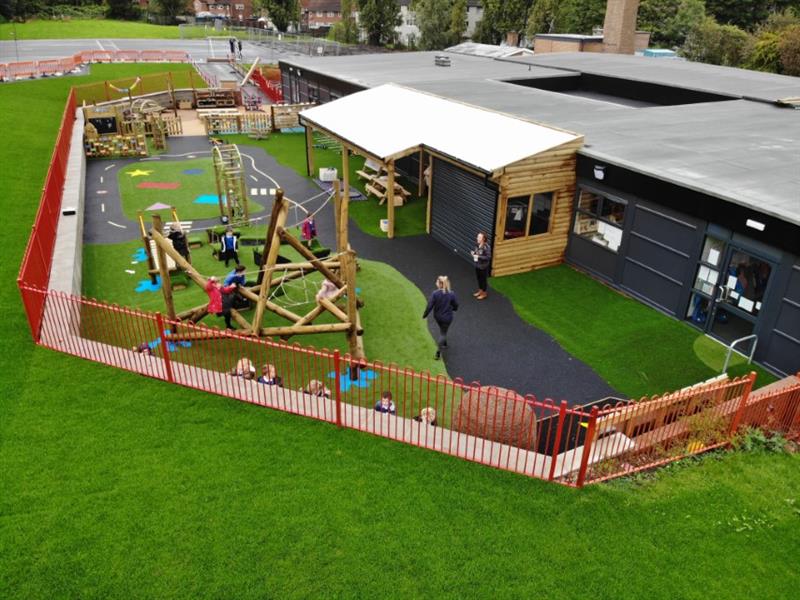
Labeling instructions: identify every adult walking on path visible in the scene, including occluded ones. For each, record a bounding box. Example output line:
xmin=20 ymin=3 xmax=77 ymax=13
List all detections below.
xmin=219 ymin=227 xmax=240 ymax=267
xmin=470 ymin=232 xmax=491 ymax=300
xmin=423 ymin=275 xmax=459 ymax=360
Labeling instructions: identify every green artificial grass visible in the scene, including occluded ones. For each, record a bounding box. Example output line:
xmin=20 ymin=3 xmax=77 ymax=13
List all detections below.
xmin=116 ymin=158 xmax=264 ymax=221
xmin=491 ymin=265 xmax=778 ymax=398
xmin=3 ymin=64 xmax=800 ymax=599
xmin=225 ymin=132 xmax=429 ymax=237
xmin=0 ymin=19 xmax=188 ymax=40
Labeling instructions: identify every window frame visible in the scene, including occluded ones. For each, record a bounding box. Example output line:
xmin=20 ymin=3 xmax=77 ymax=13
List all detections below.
xmin=573 ymin=187 xmax=627 ymax=253
xmin=502 ymin=191 xmax=555 ymax=241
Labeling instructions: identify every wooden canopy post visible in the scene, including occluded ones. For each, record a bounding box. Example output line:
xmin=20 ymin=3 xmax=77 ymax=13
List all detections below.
xmin=137 ymin=211 xmax=158 ymax=284
xmin=332 ymin=179 xmax=341 ymax=250
xmin=252 ymin=189 xmax=289 ymax=335
xmin=340 ymin=147 xmax=350 ymax=252
xmin=305 ymin=125 xmax=314 ymax=177
xmin=418 ymin=149 xmax=425 ymax=197
xmin=387 ymin=160 xmax=396 ymax=239
xmin=426 ymin=155 xmax=433 ymax=234
xmin=151 ymin=213 xmax=176 ymax=320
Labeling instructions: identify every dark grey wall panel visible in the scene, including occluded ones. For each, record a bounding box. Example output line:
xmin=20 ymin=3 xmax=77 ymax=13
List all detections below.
xmin=430 ymin=158 xmax=497 ymax=264
xmin=566 ymin=235 xmax=618 ymax=281
xmin=620 ymin=203 xmax=698 ymax=315
xmin=762 ymin=263 xmax=800 ymax=375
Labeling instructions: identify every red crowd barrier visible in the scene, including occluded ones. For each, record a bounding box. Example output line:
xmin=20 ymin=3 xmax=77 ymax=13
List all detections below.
xmin=252 ymin=70 xmax=283 ymax=103
xmin=0 ymin=50 xmax=191 ymax=81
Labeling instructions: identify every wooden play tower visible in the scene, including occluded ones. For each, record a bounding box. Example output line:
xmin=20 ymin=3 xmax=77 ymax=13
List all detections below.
xmin=212 ymin=143 xmax=250 ymax=225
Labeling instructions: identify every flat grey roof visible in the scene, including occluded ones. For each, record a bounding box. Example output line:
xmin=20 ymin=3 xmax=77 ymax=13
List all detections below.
xmin=282 ymin=51 xmax=800 ymax=226
xmin=504 ymin=52 xmax=800 ymax=104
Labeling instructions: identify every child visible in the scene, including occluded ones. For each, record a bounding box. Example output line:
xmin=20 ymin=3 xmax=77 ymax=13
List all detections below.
xmin=219 ymin=227 xmax=240 ymax=267
xmin=167 ymin=222 xmax=190 ymax=262
xmin=230 ymin=357 xmax=256 ymax=380
xmin=315 ymin=279 xmax=338 ymax=303
xmin=224 ymin=264 xmax=247 ymax=287
xmin=301 ymin=216 xmax=317 ymax=242
xmin=413 ymin=407 xmax=437 ymax=427
xmin=302 ymin=379 xmax=331 ymax=398
xmin=204 ymin=276 xmax=237 ymax=329
xmin=374 ymin=391 xmax=396 ymax=415
xmin=131 ymin=342 xmax=153 ymax=356
xmin=258 ymin=364 xmax=282 ymax=386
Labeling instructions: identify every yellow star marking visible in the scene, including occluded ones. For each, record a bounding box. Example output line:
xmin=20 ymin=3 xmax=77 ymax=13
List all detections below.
xmin=127 ymin=169 xmax=153 ymax=177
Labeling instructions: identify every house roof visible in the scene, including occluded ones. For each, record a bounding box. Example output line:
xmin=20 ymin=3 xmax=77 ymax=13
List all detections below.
xmin=299 ymin=84 xmax=581 ymax=173
xmin=281 ymin=51 xmax=800 ymax=226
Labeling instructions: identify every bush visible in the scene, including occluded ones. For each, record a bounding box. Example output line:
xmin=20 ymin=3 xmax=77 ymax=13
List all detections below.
xmin=732 ymin=427 xmax=788 ymax=453
xmin=37 ymin=4 xmax=107 ymax=20
xmin=778 ymin=24 xmax=800 ymax=75
xmin=747 ymin=31 xmax=782 ymax=72
xmin=682 ymin=16 xmax=754 ymax=67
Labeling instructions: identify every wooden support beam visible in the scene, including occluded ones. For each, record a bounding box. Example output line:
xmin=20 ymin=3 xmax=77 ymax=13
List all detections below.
xmin=137 ymin=211 xmax=158 ymax=284
xmin=340 ymin=148 xmax=350 ymax=252
xmin=318 ymin=298 xmax=349 ymax=323
xmin=387 ymin=160 xmax=396 ymax=239
xmin=238 ymin=285 xmax=302 ymax=323
xmin=279 ymin=227 xmax=344 ymax=288
xmin=333 ymin=179 xmax=341 ymax=251
xmin=340 ymin=250 xmax=362 ymax=359
xmin=151 ymin=214 xmax=176 ymax=320
xmin=418 ymin=149 xmax=425 ymax=197
xmin=164 ymin=331 xmax=232 ymax=342
xmin=176 ymin=304 xmax=208 ymax=321
xmin=253 ymin=190 xmax=289 ymax=335
xmin=150 ymin=228 xmax=209 ymax=290
xmin=305 ymin=125 xmax=314 ymax=177
xmin=261 ymin=322 xmax=353 ymax=337
xmin=229 ymin=308 xmax=252 ymax=330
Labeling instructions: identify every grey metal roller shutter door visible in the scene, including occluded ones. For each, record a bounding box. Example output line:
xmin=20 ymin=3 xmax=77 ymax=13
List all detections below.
xmin=430 ymin=158 xmax=497 ymax=264
xmin=620 ymin=203 xmax=699 ymax=315
xmin=762 ymin=262 xmax=800 ymax=376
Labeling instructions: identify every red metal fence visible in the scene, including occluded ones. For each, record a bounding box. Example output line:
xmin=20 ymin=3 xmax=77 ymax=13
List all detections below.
xmin=17 ymin=89 xmax=76 ymax=339
xmin=252 ymin=69 xmax=284 ymax=103
xmin=15 ymin=90 xmax=800 ymax=487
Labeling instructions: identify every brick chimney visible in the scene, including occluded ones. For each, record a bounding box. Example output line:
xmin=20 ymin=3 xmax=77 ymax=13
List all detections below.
xmin=602 ymin=0 xmax=640 ymax=54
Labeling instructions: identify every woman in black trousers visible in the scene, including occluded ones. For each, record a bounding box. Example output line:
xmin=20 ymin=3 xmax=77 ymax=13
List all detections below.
xmin=423 ymin=275 xmax=459 ymax=360
xmin=471 ymin=232 xmax=491 ymax=300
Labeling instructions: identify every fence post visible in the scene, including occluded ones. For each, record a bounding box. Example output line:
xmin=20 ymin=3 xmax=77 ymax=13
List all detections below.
xmin=728 ymin=372 xmax=757 ymax=436
xmin=548 ymin=401 xmax=569 ymax=481
xmin=576 ymin=406 xmax=599 ymax=488
xmin=334 ymin=349 xmax=342 ymax=428
xmin=155 ymin=312 xmax=175 ymax=383
xmin=104 ymin=80 xmax=111 ymax=101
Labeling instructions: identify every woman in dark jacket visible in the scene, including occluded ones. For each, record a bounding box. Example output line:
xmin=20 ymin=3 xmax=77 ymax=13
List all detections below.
xmin=470 ymin=232 xmax=491 ymax=300
xmin=423 ymin=275 xmax=459 ymax=360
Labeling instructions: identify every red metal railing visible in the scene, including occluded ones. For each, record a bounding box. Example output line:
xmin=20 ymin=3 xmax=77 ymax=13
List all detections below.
xmin=15 ymin=84 xmax=800 ymax=487
xmin=252 ymin=69 xmax=284 ymax=103
xmin=17 ymin=89 xmax=76 ymax=340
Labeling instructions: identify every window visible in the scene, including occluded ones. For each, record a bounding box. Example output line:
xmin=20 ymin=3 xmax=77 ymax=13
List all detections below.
xmin=503 ymin=192 xmax=554 ymax=240
xmin=235 ymin=3 xmax=244 ymax=9
xmin=573 ymin=189 xmax=626 ymax=252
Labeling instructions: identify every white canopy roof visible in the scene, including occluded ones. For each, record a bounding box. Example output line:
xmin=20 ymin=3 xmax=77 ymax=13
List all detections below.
xmin=299 ymin=84 xmax=581 ymax=173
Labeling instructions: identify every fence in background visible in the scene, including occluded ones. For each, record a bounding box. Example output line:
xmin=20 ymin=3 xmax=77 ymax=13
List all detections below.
xmin=72 ymin=70 xmax=205 ymax=104
xmin=0 ymin=50 xmax=190 ymax=82
xmin=16 ymin=89 xmax=800 ymax=488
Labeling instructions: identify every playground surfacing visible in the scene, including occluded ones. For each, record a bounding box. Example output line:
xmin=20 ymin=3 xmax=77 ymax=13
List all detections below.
xmin=81 ymin=133 xmax=618 ymax=404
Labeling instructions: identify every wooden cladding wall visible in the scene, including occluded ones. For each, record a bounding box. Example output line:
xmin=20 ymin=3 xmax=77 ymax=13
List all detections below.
xmin=492 ymin=139 xmax=583 ymax=277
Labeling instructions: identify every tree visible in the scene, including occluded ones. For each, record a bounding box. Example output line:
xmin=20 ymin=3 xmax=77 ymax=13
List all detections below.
xmin=747 ymin=31 xmax=783 ymax=71
xmin=682 ymin=16 xmax=754 ymax=66
xmin=340 ymin=0 xmax=359 ymax=43
xmin=448 ymin=0 xmax=468 ymax=45
xmin=705 ymin=0 xmax=800 ymax=31
xmin=106 ymin=0 xmax=141 ymax=20
xmin=526 ymin=0 xmax=561 ymax=37
xmin=556 ymin=0 xmax=607 ymax=35
xmin=255 ymin=0 xmax=299 ymax=32
xmin=152 ymin=0 xmax=189 ymax=23
xmin=778 ymin=23 xmax=800 ymax=74
xmin=413 ymin=0 xmax=452 ymax=50
xmin=638 ymin=0 xmax=706 ymax=48
xmin=357 ymin=0 xmax=400 ymax=46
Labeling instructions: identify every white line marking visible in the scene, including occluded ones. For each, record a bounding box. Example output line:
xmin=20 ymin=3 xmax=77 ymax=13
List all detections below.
xmin=97 ymin=190 xmax=107 ymax=195
xmin=125 ymin=269 xmax=136 ymax=274
xmin=106 ymin=40 xmax=120 ymax=51
xmin=108 ymin=221 xmax=127 ymax=229
xmin=241 ymin=152 xmax=280 ymax=188
xmin=100 ymin=176 xmax=104 ymax=184
xmin=104 ymin=164 xmax=116 ymax=171
xmin=251 ymin=188 xmax=258 ymax=195
xmin=187 ymin=154 xmax=196 ymax=158
xmin=259 ymin=187 xmax=267 ymax=195
xmin=101 ymin=203 xmax=105 ymax=213
xmin=96 ymin=40 xmax=105 ymax=51
xmin=249 ymin=174 xmax=258 ymax=181
xmin=269 ymin=188 xmax=276 ymax=195
xmin=141 ymin=157 xmax=161 ymax=161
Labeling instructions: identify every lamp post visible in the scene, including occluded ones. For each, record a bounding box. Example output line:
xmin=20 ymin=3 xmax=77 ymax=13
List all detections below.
xmin=12 ymin=21 xmax=20 ymax=62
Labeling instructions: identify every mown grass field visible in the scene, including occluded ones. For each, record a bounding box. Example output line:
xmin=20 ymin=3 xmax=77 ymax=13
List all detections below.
xmin=0 ymin=19 xmax=188 ymax=40
xmin=2 ymin=64 xmax=799 ymax=599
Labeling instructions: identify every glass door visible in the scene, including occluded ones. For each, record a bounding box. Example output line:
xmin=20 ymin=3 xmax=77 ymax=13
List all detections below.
xmin=685 ymin=236 xmax=774 ymax=351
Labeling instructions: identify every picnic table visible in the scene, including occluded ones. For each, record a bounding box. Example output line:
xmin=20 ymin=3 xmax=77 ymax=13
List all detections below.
xmin=365 ymin=174 xmax=410 ymax=206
